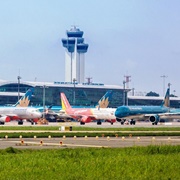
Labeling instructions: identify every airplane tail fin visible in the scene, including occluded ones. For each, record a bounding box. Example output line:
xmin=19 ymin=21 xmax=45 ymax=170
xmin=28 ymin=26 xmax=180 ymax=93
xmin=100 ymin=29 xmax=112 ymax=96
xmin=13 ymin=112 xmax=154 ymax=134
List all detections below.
xmin=161 ymin=87 xmax=170 ymax=107
xmin=61 ymin=93 xmax=72 ymax=110
xmin=14 ymin=88 xmax=34 ymax=107
xmin=95 ymin=90 xmax=113 ymax=108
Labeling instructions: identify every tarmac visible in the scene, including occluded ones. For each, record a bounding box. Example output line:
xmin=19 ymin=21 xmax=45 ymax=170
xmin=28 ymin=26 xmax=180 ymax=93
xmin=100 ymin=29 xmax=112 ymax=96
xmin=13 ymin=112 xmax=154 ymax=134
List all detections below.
xmin=0 ymin=136 xmax=180 ymax=149
xmin=3 ymin=121 xmax=180 ymax=128
xmin=0 ymin=121 xmax=179 ymax=149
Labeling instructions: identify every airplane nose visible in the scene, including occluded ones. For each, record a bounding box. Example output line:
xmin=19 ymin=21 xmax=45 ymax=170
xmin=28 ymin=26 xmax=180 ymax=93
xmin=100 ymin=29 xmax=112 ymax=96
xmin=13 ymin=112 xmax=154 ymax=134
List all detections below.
xmin=36 ymin=112 xmax=43 ymax=118
xmin=115 ymin=107 xmax=125 ymax=118
xmin=40 ymin=113 xmax=43 ymax=118
xmin=115 ymin=106 xmax=130 ymax=118
xmin=115 ymin=109 xmax=120 ymax=117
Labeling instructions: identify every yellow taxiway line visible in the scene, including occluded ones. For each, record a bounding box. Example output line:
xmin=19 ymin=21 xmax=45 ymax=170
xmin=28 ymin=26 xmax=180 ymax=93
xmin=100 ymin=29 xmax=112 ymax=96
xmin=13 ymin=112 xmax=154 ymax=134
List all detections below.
xmin=8 ymin=140 xmax=109 ymax=148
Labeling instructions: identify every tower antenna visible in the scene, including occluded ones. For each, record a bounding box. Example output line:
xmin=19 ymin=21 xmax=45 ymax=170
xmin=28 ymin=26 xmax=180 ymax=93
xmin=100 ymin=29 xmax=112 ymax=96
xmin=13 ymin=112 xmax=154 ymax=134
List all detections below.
xmin=86 ymin=77 xmax=92 ymax=84
xmin=124 ymin=75 xmax=131 ymax=89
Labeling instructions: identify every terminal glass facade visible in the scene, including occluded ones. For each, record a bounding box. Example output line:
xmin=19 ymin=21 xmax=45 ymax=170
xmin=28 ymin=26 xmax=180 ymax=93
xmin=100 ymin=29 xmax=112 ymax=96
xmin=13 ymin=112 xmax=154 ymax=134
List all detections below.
xmin=1 ymin=82 xmax=179 ymax=108
xmin=0 ymin=83 xmax=124 ymax=107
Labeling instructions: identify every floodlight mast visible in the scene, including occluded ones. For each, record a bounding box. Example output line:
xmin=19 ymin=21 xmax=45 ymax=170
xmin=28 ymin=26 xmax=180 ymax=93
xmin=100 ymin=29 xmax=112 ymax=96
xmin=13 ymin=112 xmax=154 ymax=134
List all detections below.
xmin=161 ymin=75 xmax=168 ymax=96
xmin=17 ymin=75 xmax=21 ymax=101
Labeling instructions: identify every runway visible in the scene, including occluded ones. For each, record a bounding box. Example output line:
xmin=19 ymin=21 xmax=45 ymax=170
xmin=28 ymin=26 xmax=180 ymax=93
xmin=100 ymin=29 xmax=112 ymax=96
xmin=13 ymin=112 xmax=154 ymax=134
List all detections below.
xmin=2 ymin=121 xmax=180 ymax=127
xmin=0 ymin=121 xmax=179 ymax=149
xmin=1 ymin=136 xmax=180 ymax=149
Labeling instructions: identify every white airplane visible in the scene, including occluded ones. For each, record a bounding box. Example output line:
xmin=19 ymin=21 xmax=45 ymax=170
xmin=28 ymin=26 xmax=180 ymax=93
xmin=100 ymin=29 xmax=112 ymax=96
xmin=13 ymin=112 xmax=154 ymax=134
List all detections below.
xmin=0 ymin=107 xmax=42 ymax=125
xmin=0 ymin=88 xmax=42 ymax=125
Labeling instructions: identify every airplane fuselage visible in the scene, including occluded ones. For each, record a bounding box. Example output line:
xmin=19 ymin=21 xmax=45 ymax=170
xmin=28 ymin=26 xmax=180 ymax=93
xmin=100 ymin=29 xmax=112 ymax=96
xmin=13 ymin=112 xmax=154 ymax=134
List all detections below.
xmin=65 ymin=107 xmax=116 ymax=121
xmin=0 ymin=107 xmax=42 ymax=119
xmin=92 ymin=108 xmax=116 ymax=119
xmin=115 ymin=105 xmax=169 ymax=119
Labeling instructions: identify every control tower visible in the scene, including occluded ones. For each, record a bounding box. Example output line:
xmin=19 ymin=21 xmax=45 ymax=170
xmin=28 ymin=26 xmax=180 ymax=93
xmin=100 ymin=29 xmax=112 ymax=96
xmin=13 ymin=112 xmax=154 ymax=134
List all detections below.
xmin=62 ymin=26 xmax=89 ymax=83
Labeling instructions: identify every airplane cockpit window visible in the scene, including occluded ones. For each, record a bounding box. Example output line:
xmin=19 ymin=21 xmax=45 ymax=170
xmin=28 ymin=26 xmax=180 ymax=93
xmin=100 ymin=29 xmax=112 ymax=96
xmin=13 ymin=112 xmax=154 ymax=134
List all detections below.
xmin=35 ymin=109 xmax=41 ymax=113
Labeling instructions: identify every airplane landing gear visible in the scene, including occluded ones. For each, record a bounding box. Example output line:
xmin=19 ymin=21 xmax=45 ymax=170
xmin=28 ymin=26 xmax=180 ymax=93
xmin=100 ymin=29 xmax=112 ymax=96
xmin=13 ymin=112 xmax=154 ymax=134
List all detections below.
xmin=80 ymin=121 xmax=85 ymax=125
xmin=130 ymin=120 xmax=136 ymax=125
xmin=121 ymin=120 xmax=125 ymax=125
xmin=18 ymin=120 xmax=23 ymax=125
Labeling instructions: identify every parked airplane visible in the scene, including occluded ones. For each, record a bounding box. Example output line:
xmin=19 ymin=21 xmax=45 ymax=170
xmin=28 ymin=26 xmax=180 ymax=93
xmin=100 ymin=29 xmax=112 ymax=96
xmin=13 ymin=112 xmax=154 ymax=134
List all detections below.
xmin=0 ymin=88 xmax=42 ymax=125
xmin=115 ymin=87 xmax=170 ymax=125
xmin=61 ymin=92 xmax=116 ymax=125
xmin=43 ymin=90 xmax=113 ymax=122
xmin=0 ymin=107 xmax=42 ymax=125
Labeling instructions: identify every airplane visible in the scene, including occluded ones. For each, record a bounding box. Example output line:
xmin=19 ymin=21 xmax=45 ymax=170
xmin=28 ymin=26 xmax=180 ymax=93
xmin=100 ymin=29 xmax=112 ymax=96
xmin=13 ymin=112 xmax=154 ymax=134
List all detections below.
xmin=60 ymin=91 xmax=116 ymax=125
xmin=43 ymin=90 xmax=113 ymax=122
xmin=0 ymin=88 xmax=42 ymax=125
xmin=0 ymin=107 xmax=42 ymax=125
xmin=115 ymin=87 xmax=170 ymax=125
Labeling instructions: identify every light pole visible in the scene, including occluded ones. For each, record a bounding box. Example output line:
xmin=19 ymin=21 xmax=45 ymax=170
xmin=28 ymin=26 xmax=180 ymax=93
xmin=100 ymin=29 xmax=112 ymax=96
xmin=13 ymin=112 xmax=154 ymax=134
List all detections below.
xmin=173 ymin=90 xmax=176 ymax=96
xmin=73 ymin=78 xmax=76 ymax=105
xmin=42 ymin=85 xmax=48 ymax=119
xmin=123 ymin=80 xmax=126 ymax=105
xmin=160 ymin=75 xmax=168 ymax=96
xmin=131 ymin=88 xmax=135 ymax=96
xmin=168 ymin=83 xmax=171 ymax=108
xmin=17 ymin=76 xmax=21 ymax=101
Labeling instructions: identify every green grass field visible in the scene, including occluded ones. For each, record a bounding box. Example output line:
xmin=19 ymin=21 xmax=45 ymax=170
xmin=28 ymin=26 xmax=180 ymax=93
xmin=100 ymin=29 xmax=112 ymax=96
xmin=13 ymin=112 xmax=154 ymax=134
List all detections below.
xmin=0 ymin=145 xmax=179 ymax=180
xmin=0 ymin=126 xmax=180 ymax=138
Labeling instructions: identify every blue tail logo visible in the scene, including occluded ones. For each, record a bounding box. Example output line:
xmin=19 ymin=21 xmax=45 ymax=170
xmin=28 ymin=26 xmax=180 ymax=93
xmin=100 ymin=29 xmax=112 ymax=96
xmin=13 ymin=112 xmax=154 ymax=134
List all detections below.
xmin=96 ymin=90 xmax=113 ymax=108
xmin=162 ymin=88 xmax=170 ymax=107
xmin=14 ymin=88 xmax=34 ymax=107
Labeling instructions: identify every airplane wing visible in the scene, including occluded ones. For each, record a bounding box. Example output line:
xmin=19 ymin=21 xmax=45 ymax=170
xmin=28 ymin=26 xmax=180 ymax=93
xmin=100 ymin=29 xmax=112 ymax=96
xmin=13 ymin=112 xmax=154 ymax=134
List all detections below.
xmin=1 ymin=113 xmax=18 ymax=117
xmin=158 ymin=112 xmax=180 ymax=119
xmin=143 ymin=112 xmax=180 ymax=119
xmin=67 ymin=114 xmax=97 ymax=123
xmin=72 ymin=114 xmax=97 ymax=119
xmin=142 ymin=112 xmax=180 ymax=124
xmin=45 ymin=111 xmax=72 ymax=118
xmin=144 ymin=114 xmax=156 ymax=118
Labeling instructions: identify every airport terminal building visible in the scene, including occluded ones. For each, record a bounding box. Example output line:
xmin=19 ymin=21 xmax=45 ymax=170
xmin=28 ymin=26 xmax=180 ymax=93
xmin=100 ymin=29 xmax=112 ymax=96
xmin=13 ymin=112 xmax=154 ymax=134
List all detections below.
xmin=0 ymin=80 xmax=180 ymax=108
xmin=0 ymin=80 xmax=125 ymax=107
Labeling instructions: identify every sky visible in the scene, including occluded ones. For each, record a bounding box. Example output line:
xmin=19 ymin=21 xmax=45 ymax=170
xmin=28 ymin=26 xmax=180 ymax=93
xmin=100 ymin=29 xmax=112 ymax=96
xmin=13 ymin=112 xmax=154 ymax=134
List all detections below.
xmin=0 ymin=0 xmax=180 ymax=96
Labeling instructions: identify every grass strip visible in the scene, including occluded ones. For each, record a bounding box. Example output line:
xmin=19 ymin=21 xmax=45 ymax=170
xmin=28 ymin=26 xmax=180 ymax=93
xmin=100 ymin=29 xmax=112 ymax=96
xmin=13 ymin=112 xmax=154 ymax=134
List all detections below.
xmin=0 ymin=145 xmax=179 ymax=180
xmin=1 ymin=131 xmax=180 ymax=138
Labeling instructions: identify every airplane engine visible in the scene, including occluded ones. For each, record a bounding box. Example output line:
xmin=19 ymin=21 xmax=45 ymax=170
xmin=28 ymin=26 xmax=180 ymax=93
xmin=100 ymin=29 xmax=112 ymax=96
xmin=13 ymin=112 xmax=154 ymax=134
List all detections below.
xmin=105 ymin=119 xmax=116 ymax=124
xmin=81 ymin=116 xmax=92 ymax=123
xmin=0 ymin=116 xmax=11 ymax=123
xmin=149 ymin=115 xmax=160 ymax=125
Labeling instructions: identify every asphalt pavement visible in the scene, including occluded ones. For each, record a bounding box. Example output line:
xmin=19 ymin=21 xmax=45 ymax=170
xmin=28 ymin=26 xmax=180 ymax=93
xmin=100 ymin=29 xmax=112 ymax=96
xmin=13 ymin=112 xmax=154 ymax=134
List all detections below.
xmin=0 ymin=121 xmax=179 ymax=149
xmin=0 ymin=136 xmax=179 ymax=149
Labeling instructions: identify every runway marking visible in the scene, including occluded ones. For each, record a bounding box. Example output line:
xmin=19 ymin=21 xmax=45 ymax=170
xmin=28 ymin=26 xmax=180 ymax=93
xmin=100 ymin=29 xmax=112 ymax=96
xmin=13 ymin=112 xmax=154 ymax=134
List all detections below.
xmin=0 ymin=130 xmax=180 ymax=133
xmin=2 ymin=137 xmax=180 ymax=149
xmin=65 ymin=137 xmax=180 ymax=142
xmin=7 ymin=140 xmax=109 ymax=148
